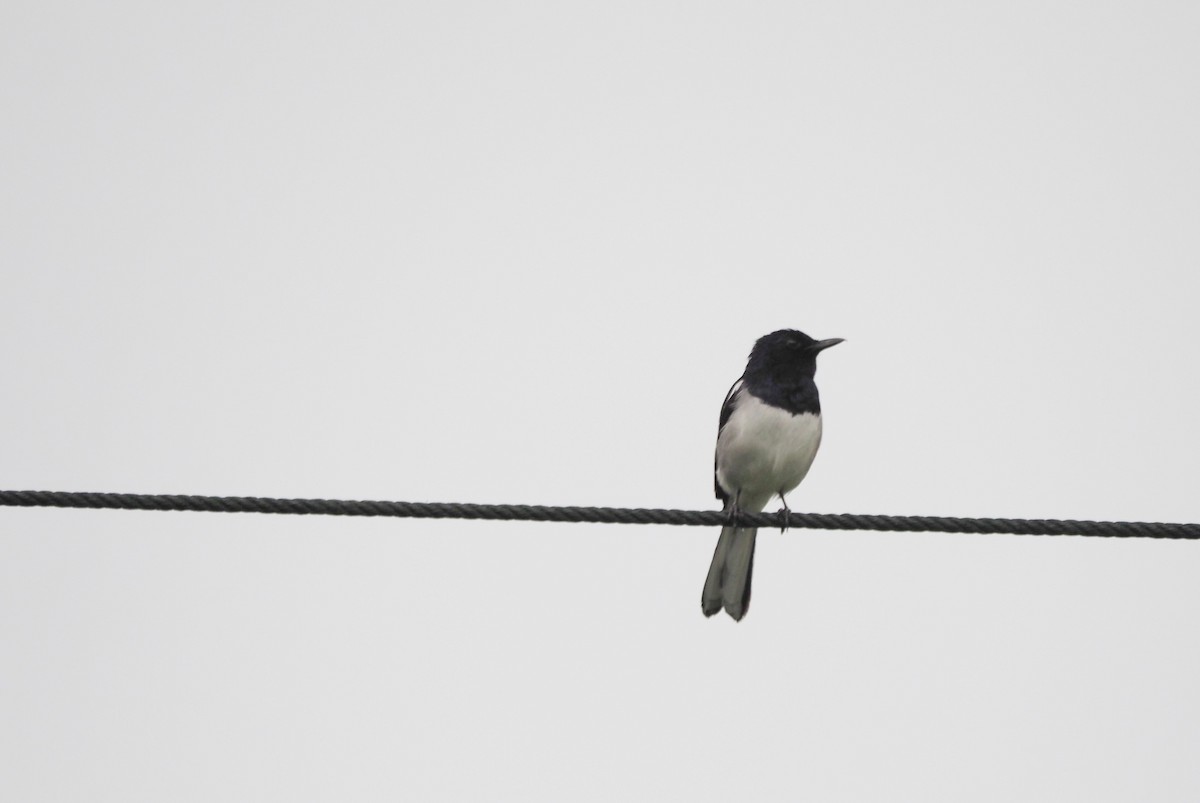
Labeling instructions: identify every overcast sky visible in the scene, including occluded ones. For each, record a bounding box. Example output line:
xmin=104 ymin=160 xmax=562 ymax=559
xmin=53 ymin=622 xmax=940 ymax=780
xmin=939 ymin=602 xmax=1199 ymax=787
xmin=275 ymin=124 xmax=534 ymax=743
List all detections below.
xmin=4 ymin=1 xmax=1200 ymax=800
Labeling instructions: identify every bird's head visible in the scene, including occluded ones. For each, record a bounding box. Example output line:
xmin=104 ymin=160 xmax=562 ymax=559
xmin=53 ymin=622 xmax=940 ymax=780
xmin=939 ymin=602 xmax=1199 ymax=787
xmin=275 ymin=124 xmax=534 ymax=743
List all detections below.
xmin=746 ymin=329 xmax=844 ymax=378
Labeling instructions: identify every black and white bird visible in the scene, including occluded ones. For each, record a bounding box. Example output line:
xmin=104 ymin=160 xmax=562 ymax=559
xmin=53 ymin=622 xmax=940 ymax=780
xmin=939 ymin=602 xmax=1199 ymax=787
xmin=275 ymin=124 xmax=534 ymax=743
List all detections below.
xmin=703 ymin=329 xmax=843 ymax=621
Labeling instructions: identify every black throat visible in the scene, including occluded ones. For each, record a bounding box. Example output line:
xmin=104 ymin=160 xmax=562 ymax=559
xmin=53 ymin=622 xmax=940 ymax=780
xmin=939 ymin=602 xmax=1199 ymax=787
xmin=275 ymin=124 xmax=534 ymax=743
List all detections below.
xmin=741 ymin=365 xmax=821 ymax=416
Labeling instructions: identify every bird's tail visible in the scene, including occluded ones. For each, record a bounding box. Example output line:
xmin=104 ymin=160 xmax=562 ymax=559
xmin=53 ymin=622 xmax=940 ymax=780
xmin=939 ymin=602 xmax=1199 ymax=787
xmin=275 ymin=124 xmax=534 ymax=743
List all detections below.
xmin=701 ymin=520 xmax=758 ymax=621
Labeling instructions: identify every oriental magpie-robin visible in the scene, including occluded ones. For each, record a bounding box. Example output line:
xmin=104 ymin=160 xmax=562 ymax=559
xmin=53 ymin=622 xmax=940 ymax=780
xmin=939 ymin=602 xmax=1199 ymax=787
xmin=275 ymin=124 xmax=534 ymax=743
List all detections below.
xmin=702 ymin=329 xmax=843 ymax=621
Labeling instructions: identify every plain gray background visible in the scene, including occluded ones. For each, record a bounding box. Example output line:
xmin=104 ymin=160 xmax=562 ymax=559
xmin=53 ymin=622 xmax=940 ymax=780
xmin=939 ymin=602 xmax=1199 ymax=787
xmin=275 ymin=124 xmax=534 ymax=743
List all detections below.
xmin=3 ymin=1 xmax=1200 ymax=800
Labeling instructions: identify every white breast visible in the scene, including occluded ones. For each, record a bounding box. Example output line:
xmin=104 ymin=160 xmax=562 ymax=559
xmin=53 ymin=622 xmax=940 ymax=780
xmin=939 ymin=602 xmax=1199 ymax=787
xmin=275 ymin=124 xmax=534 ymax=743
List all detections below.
xmin=715 ymin=390 xmax=823 ymax=511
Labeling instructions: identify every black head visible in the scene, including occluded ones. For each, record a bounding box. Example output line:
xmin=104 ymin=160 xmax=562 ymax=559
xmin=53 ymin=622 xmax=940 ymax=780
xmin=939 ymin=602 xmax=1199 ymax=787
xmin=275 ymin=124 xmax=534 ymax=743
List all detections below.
xmin=745 ymin=329 xmax=844 ymax=381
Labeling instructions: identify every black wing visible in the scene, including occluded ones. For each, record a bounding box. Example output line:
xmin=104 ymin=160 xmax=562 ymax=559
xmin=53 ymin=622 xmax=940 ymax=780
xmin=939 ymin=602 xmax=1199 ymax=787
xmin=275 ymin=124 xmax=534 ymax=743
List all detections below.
xmin=714 ymin=377 xmax=744 ymax=502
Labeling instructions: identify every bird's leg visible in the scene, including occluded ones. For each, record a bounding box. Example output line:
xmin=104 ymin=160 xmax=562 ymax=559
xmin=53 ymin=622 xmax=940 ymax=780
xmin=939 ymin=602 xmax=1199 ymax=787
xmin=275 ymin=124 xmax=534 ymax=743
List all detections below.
xmin=778 ymin=492 xmax=791 ymax=533
xmin=725 ymin=490 xmax=742 ymax=527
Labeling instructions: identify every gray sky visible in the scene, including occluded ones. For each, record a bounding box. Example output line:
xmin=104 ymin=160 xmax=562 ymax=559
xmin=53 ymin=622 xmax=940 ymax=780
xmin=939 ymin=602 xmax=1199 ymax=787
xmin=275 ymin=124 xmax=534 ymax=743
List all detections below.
xmin=3 ymin=1 xmax=1200 ymax=800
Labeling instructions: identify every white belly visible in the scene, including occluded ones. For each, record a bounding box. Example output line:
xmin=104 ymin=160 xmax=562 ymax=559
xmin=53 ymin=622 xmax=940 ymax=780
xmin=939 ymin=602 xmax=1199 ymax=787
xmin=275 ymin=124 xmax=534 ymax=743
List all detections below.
xmin=715 ymin=392 xmax=823 ymax=510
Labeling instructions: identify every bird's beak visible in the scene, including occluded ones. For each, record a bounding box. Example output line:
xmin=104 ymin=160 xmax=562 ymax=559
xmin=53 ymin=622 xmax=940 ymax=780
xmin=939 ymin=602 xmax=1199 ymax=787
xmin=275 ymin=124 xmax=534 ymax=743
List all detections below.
xmin=808 ymin=338 xmax=845 ymax=354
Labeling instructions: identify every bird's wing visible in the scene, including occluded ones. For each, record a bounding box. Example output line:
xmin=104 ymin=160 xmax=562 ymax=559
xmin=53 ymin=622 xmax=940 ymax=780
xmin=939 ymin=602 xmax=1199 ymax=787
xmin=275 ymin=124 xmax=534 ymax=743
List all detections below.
xmin=714 ymin=377 xmax=744 ymax=501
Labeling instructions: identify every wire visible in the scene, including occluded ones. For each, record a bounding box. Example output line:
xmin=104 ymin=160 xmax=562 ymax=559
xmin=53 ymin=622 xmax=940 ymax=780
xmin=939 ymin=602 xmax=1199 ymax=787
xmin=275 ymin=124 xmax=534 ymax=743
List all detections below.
xmin=1 ymin=489 xmax=1198 ymax=539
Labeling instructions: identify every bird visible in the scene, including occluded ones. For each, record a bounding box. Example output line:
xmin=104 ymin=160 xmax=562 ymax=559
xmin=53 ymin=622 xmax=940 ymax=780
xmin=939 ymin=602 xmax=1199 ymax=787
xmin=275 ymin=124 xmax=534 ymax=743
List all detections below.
xmin=702 ymin=329 xmax=843 ymax=621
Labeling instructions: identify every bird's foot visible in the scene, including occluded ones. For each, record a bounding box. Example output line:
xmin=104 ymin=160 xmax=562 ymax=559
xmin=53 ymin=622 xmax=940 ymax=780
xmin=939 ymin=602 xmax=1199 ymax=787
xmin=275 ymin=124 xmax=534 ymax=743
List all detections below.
xmin=778 ymin=494 xmax=791 ymax=533
xmin=725 ymin=494 xmax=743 ymax=528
